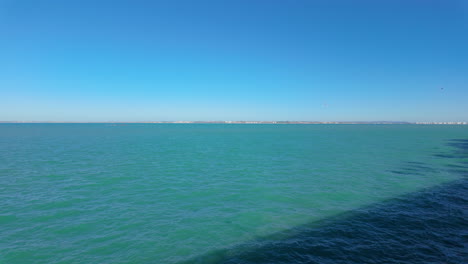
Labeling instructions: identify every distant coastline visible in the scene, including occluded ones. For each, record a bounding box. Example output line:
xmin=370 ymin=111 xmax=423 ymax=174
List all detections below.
xmin=1 ymin=121 xmax=467 ymax=125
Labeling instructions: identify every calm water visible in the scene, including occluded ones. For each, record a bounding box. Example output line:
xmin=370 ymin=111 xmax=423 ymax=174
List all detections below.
xmin=1 ymin=124 xmax=467 ymax=264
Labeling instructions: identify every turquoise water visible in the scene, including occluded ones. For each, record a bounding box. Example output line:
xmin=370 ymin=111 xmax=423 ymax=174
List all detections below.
xmin=1 ymin=124 xmax=467 ymax=263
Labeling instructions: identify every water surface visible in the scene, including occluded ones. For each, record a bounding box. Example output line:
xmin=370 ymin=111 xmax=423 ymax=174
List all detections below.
xmin=1 ymin=124 xmax=467 ymax=263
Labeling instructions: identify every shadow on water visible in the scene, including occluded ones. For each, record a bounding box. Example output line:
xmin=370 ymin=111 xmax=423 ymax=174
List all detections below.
xmin=179 ymin=139 xmax=468 ymax=264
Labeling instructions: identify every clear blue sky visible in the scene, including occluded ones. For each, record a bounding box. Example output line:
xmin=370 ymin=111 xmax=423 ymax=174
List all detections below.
xmin=1 ymin=0 xmax=467 ymax=122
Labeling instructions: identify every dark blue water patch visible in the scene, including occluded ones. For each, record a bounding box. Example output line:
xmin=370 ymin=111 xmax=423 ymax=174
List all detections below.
xmin=406 ymin=161 xmax=426 ymax=165
xmin=180 ymin=140 xmax=468 ymax=264
xmin=448 ymin=169 xmax=468 ymax=177
xmin=447 ymin=139 xmax=468 ymax=151
xmin=389 ymin=169 xmax=424 ymax=176
xmin=403 ymin=162 xmax=439 ymax=172
xmin=434 ymin=139 xmax=468 ymax=159
xmin=434 ymin=153 xmax=460 ymax=159
xmin=180 ymin=178 xmax=467 ymax=264
xmin=447 ymin=164 xmax=467 ymax=169
xmin=389 ymin=161 xmax=439 ymax=176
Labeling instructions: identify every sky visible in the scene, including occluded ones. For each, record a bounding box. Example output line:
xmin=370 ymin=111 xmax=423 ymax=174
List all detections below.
xmin=1 ymin=0 xmax=467 ymax=122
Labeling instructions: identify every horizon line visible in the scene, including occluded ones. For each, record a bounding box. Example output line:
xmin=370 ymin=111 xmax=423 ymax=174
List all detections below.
xmin=1 ymin=121 xmax=467 ymax=125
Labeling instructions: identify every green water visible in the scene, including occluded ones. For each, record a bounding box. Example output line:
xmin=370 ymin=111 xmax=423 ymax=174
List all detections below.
xmin=1 ymin=124 xmax=467 ymax=263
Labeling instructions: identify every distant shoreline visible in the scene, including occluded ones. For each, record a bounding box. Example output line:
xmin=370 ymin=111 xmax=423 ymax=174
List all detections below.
xmin=1 ymin=121 xmax=467 ymax=125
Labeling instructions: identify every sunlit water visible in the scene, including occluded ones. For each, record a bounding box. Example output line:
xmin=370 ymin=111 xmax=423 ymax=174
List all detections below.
xmin=1 ymin=124 xmax=467 ymax=263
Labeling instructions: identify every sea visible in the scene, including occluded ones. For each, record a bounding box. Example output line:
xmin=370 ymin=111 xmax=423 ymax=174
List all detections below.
xmin=1 ymin=124 xmax=467 ymax=264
